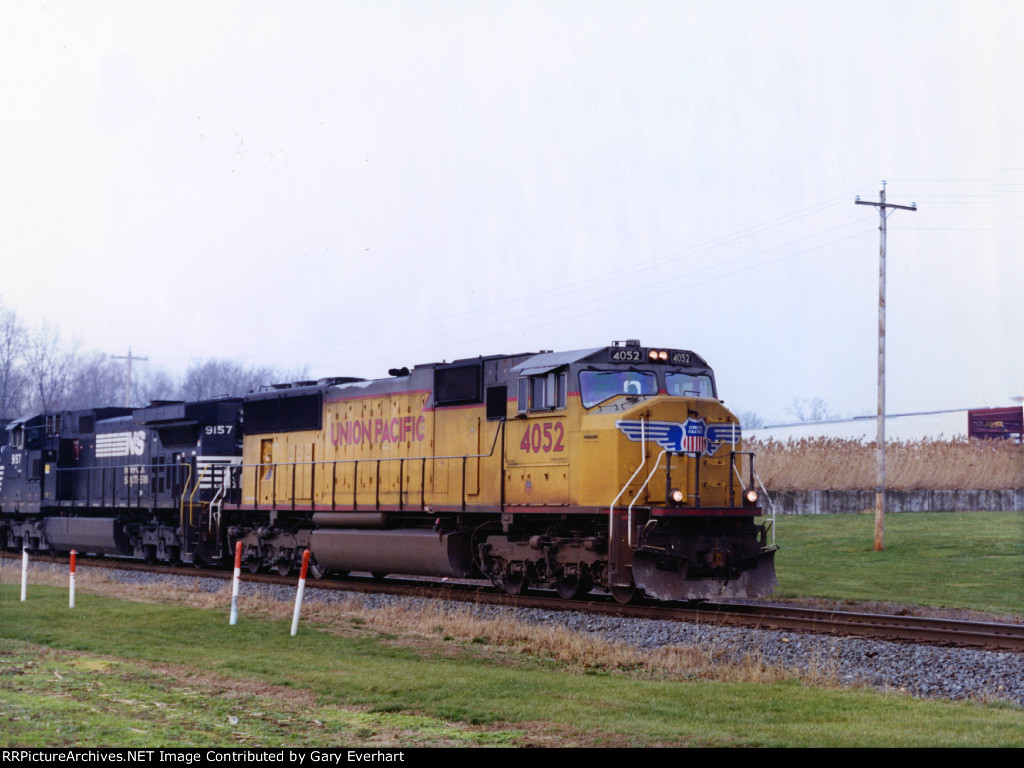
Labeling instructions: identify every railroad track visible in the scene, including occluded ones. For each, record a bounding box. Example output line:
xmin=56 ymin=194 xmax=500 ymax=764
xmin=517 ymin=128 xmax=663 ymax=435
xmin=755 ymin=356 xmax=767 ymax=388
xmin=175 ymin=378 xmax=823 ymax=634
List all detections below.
xmin=7 ymin=551 xmax=1024 ymax=653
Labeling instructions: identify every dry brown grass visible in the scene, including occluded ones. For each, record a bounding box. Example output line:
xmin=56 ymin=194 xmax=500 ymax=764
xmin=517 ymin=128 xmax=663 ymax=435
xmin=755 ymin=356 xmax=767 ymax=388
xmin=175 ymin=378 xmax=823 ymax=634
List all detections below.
xmin=242 ymin=588 xmax=805 ymax=686
xmin=749 ymin=437 xmax=1024 ymax=491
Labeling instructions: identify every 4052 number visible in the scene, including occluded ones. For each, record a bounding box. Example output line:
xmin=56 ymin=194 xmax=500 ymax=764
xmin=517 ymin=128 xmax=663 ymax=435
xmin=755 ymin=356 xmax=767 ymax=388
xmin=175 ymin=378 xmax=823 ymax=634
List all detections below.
xmin=520 ymin=421 xmax=565 ymax=453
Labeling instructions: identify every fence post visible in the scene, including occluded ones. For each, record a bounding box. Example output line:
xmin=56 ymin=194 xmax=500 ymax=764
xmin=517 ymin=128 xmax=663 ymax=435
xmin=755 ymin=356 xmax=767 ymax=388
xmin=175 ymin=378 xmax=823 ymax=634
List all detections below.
xmin=290 ymin=550 xmax=311 ymax=636
xmin=229 ymin=541 xmax=243 ymax=625
xmin=20 ymin=547 xmax=28 ymax=602
xmin=69 ymin=550 xmax=77 ymax=608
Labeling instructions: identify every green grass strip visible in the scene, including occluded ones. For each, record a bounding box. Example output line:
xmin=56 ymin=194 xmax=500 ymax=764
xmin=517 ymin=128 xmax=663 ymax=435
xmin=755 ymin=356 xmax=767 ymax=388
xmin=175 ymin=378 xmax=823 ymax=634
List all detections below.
xmin=773 ymin=510 xmax=1024 ymax=615
xmin=1 ymin=587 xmax=1022 ymax=747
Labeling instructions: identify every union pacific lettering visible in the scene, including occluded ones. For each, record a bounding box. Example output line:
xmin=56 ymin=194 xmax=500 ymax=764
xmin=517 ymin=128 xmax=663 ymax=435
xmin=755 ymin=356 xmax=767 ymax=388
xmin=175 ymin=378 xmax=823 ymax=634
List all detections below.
xmin=331 ymin=416 xmax=427 ymax=447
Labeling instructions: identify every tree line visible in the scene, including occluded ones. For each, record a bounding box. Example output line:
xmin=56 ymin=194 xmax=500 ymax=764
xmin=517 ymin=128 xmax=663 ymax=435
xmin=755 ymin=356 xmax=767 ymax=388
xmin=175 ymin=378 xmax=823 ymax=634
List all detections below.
xmin=0 ymin=299 xmax=306 ymax=418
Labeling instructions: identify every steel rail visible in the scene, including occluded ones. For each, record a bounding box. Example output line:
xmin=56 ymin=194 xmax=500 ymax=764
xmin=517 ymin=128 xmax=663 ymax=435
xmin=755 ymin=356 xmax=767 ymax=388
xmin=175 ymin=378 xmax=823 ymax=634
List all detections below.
xmin=7 ymin=552 xmax=1023 ymax=652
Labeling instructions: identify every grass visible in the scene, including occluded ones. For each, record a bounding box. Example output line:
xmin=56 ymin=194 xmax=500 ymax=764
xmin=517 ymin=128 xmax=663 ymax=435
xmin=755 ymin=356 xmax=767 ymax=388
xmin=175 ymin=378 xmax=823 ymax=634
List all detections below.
xmin=750 ymin=437 xmax=1024 ymax=490
xmin=772 ymin=510 xmax=1024 ymax=616
xmin=1 ymin=510 xmax=1023 ymax=747
xmin=0 ymin=638 xmax=521 ymax=747
xmin=0 ymin=587 xmax=1022 ymax=747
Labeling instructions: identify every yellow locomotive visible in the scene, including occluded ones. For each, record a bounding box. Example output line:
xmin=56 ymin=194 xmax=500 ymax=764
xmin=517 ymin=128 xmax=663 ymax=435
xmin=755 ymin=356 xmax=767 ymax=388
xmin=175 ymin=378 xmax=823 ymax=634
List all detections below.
xmin=224 ymin=340 xmax=776 ymax=602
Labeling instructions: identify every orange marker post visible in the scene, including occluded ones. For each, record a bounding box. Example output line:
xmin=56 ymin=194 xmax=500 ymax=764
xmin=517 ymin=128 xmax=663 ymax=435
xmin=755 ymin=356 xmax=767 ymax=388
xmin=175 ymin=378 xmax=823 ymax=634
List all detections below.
xmin=69 ymin=550 xmax=77 ymax=608
xmin=290 ymin=550 xmax=311 ymax=636
xmin=229 ymin=541 xmax=243 ymax=625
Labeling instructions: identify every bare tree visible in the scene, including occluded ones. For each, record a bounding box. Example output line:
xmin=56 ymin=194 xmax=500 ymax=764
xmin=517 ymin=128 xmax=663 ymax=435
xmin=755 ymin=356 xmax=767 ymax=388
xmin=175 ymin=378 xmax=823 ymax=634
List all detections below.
xmin=23 ymin=322 xmax=77 ymax=412
xmin=181 ymin=359 xmax=276 ymax=400
xmin=133 ymin=366 xmax=181 ymax=405
xmin=181 ymin=359 xmax=310 ymax=400
xmin=64 ymin=352 xmax=125 ymax=409
xmin=735 ymin=410 xmax=765 ymax=429
xmin=0 ymin=300 xmax=27 ymax=417
xmin=785 ymin=397 xmax=837 ymax=422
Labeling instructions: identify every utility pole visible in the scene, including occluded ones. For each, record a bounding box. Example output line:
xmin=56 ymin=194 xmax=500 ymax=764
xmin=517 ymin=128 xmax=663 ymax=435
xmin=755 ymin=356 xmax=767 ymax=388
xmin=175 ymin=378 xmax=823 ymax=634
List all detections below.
xmin=111 ymin=349 xmax=148 ymax=408
xmin=855 ymin=182 xmax=916 ymax=551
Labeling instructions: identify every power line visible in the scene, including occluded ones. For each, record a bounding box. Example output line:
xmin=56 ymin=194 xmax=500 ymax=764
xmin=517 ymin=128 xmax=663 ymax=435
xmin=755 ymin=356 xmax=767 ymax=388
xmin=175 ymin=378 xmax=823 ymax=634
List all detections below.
xmin=111 ymin=349 xmax=148 ymax=407
xmin=156 ymin=185 xmax=882 ymax=362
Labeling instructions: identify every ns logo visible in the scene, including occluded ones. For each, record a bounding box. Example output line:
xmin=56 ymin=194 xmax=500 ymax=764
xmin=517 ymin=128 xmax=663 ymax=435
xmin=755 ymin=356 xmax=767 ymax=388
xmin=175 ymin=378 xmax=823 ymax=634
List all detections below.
xmin=96 ymin=430 xmax=148 ymax=458
xmin=127 ymin=431 xmax=146 ymax=456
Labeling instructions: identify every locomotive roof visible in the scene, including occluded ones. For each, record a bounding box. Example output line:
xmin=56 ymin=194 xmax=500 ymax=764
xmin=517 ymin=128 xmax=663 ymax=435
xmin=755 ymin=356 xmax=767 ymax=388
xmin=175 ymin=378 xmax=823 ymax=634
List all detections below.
xmin=509 ymin=347 xmax=605 ymax=377
xmin=4 ymin=414 xmax=42 ymax=432
xmin=509 ymin=345 xmax=711 ymax=376
xmin=242 ymin=342 xmax=714 ymax=403
xmin=135 ymin=397 xmax=242 ymax=424
xmin=5 ymin=406 xmax=134 ymax=431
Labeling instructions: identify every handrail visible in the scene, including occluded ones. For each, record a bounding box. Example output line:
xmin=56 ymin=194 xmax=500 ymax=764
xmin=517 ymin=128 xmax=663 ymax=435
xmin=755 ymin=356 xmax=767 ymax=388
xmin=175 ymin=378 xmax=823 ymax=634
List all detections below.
xmin=753 ymin=467 xmax=776 ymax=546
xmin=208 ymin=480 xmax=228 ymax=558
xmin=609 ymin=417 xmax=647 ymax=556
xmin=55 ymin=461 xmax=209 ymax=508
xmin=188 ymin=464 xmax=210 ymax=520
xmin=244 ymin=418 xmax=507 ymax=512
xmin=729 ymin=450 xmax=775 ymax=545
xmin=626 ymin=448 xmax=669 ymax=549
xmin=177 ymin=462 xmax=194 ymax=552
xmin=613 ymin=433 xmax=765 ymax=555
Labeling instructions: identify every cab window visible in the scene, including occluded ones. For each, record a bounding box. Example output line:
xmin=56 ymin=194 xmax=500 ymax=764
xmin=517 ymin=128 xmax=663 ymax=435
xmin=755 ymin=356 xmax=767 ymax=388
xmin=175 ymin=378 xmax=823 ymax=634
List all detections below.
xmin=517 ymin=371 xmax=567 ymax=413
xmin=665 ymin=372 xmax=715 ymax=399
xmin=579 ymin=370 xmax=657 ymax=408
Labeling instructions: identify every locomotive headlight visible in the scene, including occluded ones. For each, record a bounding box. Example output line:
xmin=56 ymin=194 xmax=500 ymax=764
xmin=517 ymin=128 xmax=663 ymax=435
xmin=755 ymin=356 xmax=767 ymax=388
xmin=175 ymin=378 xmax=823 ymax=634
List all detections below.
xmin=744 ymin=489 xmax=759 ymax=505
xmin=670 ymin=487 xmax=685 ymax=505
xmin=648 ymin=350 xmax=659 ymax=360
xmin=658 ymin=350 xmax=668 ymax=361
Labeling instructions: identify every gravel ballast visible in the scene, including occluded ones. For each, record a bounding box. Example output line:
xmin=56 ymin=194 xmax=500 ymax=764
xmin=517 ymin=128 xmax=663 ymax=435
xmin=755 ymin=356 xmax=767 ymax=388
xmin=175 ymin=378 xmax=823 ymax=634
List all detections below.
xmin=12 ymin=561 xmax=1024 ymax=708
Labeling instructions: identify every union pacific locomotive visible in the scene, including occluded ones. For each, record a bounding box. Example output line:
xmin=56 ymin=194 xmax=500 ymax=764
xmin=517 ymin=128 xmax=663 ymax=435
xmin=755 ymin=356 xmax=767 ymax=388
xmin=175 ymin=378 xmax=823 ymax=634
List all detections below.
xmin=0 ymin=341 xmax=776 ymax=602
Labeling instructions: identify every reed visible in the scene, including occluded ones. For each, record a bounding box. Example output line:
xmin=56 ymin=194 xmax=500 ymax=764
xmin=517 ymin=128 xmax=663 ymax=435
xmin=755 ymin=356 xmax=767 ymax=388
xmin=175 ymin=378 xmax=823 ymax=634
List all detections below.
xmin=748 ymin=437 xmax=1024 ymax=491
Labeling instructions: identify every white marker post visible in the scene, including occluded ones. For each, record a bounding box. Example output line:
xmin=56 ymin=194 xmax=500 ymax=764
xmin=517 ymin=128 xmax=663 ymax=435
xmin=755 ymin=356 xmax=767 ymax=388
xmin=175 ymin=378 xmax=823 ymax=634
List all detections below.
xmin=20 ymin=547 xmax=28 ymax=602
xmin=229 ymin=541 xmax=243 ymax=625
xmin=69 ymin=550 xmax=77 ymax=608
xmin=290 ymin=550 xmax=310 ymax=636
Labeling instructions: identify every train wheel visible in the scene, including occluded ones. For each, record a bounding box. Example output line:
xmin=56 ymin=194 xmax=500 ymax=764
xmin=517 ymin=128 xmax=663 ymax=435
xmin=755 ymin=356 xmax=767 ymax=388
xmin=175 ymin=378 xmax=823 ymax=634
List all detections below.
xmin=275 ymin=560 xmax=294 ymax=576
xmin=500 ymin=574 xmax=527 ymax=596
xmin=308 ymin=561 xmax=326 ymax=579
xmin=610 ymin=584 xmax=638 ymax=605
xmin=555 ymin=576 xmax=588 ymax=600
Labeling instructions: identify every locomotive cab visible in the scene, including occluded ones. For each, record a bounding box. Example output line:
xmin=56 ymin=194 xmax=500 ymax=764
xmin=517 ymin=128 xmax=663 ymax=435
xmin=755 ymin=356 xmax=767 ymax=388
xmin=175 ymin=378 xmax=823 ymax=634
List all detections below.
xmin=491 ymin=341 xmax=776 ymax=601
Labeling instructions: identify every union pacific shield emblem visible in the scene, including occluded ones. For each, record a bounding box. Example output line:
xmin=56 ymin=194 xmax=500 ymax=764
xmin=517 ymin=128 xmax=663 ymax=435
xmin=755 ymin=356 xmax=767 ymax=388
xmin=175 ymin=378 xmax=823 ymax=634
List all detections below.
xmin=682 ymin=419 xmax=706 ymax=454
xmin=614 ymin=418 xmax=740 ymax=457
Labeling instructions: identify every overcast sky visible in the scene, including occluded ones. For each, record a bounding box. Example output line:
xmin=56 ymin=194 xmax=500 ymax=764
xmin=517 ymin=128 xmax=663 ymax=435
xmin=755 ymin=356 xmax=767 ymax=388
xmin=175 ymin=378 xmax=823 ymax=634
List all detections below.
xmin=2 ymin=1 xmax=1020 ymax=422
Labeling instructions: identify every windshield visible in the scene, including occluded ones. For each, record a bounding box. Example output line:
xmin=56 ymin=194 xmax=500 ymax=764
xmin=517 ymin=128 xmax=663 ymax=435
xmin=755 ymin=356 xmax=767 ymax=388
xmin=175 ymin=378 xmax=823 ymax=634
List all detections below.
xmin=665 ymin=372 xmax=715 ymax=398
xmin=579 ymin=370 xmax=658 ymax=408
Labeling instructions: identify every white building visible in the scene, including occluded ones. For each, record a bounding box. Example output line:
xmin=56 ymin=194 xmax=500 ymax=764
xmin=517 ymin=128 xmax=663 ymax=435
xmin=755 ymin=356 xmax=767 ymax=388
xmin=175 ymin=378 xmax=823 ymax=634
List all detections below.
xmin=746 ymin=409 xmax=969 ymax=443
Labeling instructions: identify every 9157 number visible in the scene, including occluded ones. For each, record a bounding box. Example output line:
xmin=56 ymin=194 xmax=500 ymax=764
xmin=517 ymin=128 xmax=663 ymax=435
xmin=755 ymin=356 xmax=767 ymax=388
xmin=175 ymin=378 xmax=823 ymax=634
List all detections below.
xmin=520 ymin=422 xmax=565 ymax=453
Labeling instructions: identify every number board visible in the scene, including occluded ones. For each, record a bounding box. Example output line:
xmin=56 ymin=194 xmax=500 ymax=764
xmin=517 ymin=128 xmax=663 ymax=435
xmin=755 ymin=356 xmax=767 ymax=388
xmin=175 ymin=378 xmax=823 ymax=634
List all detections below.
xmin=607 ymin=348 xmax=642 ymax=363
xmin=606 ymin=348 xmax=695 ymax=365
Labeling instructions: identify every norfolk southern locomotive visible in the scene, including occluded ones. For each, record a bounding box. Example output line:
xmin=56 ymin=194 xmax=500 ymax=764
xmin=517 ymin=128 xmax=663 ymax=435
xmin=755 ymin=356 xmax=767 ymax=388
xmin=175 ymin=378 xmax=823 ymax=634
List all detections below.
xmin=0 ymin=341 xmax=776 ymax=602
